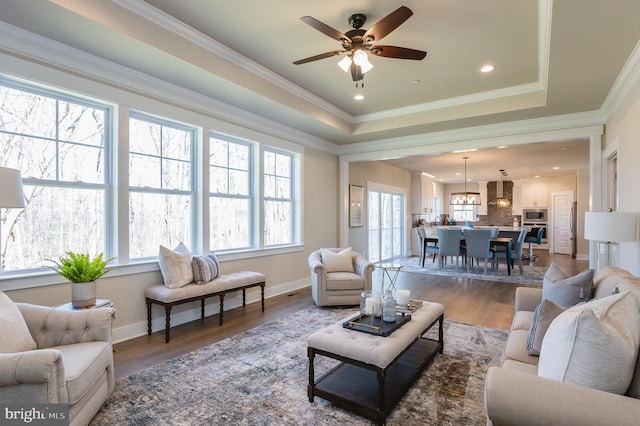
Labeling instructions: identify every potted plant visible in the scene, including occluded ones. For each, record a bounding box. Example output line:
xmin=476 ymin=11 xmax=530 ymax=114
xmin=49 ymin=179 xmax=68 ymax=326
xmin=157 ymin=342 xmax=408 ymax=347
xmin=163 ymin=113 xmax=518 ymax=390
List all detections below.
xmin=48 ymin=252 xmax=115 ymax=308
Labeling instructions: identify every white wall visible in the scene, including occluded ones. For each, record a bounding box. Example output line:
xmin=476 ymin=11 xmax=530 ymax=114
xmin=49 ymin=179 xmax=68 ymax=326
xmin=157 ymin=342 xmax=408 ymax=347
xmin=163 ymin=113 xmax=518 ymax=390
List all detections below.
xmin=604 ymin=76 xmax=640 ymax=275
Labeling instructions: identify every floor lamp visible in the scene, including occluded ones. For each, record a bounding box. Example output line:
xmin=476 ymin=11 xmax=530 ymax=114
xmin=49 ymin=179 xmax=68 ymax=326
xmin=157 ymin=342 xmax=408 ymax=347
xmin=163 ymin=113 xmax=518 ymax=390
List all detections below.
xmin=584 ymin=211 xmax=638 ymax=271
xmin=0 ymin=167 xmax=25 ymax=209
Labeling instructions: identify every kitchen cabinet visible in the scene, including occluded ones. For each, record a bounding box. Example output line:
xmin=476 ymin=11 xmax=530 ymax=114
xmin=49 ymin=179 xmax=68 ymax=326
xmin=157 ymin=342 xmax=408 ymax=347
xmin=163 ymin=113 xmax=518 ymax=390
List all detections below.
xmin=411 ymin=172 xmax=434 ymax=214
xmin=521 ymin=180 xmax=549 ymax=208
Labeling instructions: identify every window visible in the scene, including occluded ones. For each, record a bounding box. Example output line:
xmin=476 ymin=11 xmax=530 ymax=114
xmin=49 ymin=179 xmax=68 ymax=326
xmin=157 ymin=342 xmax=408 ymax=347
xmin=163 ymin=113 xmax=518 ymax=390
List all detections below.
xmin=263 ymin=149 xmax=293 ymax=246
xmin=368 ymin=187 xmax=404 ymax=263
xmin=451 ymin=205 xmax=476 ymax=223
xmin=128 ymin=114 xmax=194 ymax=259
xmin=0 ymin=83 xmax=108 ymax=271
xmin=209 ymin=134 xmax=252 ymax=250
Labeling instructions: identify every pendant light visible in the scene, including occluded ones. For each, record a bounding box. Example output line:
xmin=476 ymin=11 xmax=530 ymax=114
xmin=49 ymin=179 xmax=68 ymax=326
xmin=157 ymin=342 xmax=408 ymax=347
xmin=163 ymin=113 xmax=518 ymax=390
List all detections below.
xmin=450 ymin=157 xmax=481 ymax=205
xmin=490 ymin=169 xmax=511 ymax=207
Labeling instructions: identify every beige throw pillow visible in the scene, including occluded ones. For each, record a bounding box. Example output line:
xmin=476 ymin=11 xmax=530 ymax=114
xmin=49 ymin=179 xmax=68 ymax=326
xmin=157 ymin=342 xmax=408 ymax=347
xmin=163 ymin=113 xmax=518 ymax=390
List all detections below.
xmin=159 ymin=242 xmax=194 ymax=288
xmin=526 ymin=299 xmax=566 ymax=356
xmin=320 ymin=247 xmax=354 ymax=273
xmin=538 ymin=291 xmax=640 ymax=394
xmin=0 ymin=292 xmax=37 ymax=353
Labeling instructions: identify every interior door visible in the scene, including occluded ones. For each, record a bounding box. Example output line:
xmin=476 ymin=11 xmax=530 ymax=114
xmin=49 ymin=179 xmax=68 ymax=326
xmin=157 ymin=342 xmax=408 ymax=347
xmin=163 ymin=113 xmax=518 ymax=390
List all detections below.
xmin=552 ymin=191 xmax=574 ymax=255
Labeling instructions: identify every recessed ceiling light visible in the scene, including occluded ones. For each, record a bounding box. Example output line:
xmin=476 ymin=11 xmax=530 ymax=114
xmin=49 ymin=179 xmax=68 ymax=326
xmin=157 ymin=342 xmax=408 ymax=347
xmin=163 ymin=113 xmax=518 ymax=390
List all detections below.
xmin=452 ymin=148 xmax=478 ymax=153
xmin=534 ymin=175 xmax=540 ymax=178
xmin=481 ymin=65 xmax=494 ymax=73
xmin=354 ymin=94 xmax=364 ymax=100
xmin=411 ymin=80 xmax=420 ymax=84
xmin=497 ymin=145 xmax=507 ymax=149
xmin=553 ymin=166 xmax=560 ymax=170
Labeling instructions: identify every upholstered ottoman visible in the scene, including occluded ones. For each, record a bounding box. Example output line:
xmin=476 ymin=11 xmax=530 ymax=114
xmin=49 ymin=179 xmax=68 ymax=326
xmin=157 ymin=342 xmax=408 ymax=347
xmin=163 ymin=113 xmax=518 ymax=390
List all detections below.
xmin=307 ymin=301 xmax=445 ymax=424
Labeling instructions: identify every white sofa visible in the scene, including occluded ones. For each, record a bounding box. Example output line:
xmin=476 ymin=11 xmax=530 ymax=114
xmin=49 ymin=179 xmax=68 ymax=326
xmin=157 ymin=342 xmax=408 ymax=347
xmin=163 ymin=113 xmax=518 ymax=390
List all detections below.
xmin=0 ymin=292 xmax=116 ymax=426
xmin=484 ymin=266 xmax=640 ymax=425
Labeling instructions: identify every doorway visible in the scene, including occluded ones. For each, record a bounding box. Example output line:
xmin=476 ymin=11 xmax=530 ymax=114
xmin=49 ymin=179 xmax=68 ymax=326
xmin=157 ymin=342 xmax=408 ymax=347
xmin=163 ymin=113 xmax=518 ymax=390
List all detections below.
xmin=551 ymin=191 xmax=575 ymax=256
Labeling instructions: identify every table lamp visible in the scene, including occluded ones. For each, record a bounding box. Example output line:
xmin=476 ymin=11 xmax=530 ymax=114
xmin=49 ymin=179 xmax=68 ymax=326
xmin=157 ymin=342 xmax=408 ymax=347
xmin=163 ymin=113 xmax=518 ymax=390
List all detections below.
xmin=584 ymin=211 xmax=638 ymax=271
xmin=0 ymin=167 xmax=25 ymax=208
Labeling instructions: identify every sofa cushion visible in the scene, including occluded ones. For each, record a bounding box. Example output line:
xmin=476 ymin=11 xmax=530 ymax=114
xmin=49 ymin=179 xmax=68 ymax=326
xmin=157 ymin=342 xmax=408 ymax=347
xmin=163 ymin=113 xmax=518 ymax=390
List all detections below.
xmin=502 ymin=329 xmax=540 ymax=367
xmin=592 ymin=265 xmax=633 ymax=299
xmin=0 ymin=292 xmax=37 ymax=353
xmin=542 ymin=263 xmax=594 ymax=307
xmin=192 ymin=251 xmax=220 ymax=284
xmin=526 ymin=299 xmax=566 ymax=356
xmin=158 ymin=242 xmax=193 ymax=289
xmin=325 ymin=272 xmax=364 ymax=291
xmin=615 ymin=276 xmax=640 ymax=308
xmin=538 ymin=291 xmax=640 ymax=394
xmin=321 ymin=247 xmax=354 ymax=273
xmin=56 ymin=341 xmax=112 ymax=405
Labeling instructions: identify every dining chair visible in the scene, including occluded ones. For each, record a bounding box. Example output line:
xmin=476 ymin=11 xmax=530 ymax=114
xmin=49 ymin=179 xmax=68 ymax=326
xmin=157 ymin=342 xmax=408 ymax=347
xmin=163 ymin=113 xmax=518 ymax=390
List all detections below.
xmin=463 ymin=229 xmax=494 ymax=274
xmin=493 ymin=229 xmax=528 ymax=274
xmin=436 ymin=228 xmax=463 ymax=270
xmin=416 ymin=227 xmax=438 ymax=267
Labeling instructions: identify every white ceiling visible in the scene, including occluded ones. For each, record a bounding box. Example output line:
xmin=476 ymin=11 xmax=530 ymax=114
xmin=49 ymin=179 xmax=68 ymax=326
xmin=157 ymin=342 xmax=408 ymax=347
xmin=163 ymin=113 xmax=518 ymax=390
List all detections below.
xmin=2 ymin=0 xmax=639 ymax=182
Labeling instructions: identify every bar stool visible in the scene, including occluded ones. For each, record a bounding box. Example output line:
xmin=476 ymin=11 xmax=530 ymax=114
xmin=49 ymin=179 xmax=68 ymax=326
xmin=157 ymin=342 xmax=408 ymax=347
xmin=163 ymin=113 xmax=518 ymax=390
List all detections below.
xmin=523 ymin=227 xmax=544 ymax=260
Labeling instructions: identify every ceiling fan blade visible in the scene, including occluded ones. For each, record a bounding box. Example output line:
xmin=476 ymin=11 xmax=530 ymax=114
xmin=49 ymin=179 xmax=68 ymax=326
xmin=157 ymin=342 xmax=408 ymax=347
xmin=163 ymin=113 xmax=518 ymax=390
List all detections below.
xmin=363 ymin=6 xmax=413 ymax=42
xmin=293 ymin=50 xmax=345 ymax=65
xmin=300 ymin=16 xmax=351 ymax=43
xmin=370 ymin=45 xmax=427 ymax=60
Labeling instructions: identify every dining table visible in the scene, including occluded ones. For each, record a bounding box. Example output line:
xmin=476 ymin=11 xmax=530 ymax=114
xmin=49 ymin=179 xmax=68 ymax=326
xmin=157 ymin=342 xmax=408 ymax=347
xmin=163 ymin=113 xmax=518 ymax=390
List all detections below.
xmin=422 ymin=236 xmax=514 ymax=275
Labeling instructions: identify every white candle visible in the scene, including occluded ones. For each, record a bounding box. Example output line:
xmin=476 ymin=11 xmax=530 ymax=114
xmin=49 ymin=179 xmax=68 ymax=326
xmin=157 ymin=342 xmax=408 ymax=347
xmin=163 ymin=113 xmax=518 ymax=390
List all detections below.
xmin=365 ymin=297 xmax=375 ymax=314
xmin=397 ymin=290 xmax=410 ymax=305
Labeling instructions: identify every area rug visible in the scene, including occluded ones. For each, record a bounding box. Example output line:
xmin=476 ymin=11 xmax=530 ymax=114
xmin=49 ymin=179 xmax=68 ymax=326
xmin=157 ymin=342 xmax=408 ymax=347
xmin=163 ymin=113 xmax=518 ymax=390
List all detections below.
xmin=91 ymin=306 xmax=507 ymax=425
xmin=396 ymin=256 xmax=546 ymax=286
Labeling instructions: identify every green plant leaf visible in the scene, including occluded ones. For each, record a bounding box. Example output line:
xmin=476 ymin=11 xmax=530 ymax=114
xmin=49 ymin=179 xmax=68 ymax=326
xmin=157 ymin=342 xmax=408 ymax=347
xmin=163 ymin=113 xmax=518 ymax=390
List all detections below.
xmin=46 ymin=252 xmax=116 ymax=283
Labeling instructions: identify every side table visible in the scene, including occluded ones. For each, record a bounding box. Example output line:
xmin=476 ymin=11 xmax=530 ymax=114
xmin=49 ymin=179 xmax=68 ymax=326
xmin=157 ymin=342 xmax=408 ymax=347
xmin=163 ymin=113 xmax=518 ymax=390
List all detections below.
xmin=374 ymin=262 xmax=403 ymax=295
xmin=56 ymin=299 xmax=113 ymax=310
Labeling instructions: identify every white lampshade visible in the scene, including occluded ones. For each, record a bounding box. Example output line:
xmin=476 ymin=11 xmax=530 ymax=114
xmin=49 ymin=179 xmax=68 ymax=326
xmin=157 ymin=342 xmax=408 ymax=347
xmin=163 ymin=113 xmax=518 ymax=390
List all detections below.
xmin=353 ymin=50 xmax=374 ymax=73
xmin=337 ymin=56 xmax=352 ymax=72
xmin=0 ymin=167 xmax=25 ymax=208
xmin=584 ymin=211 xmax=638 ymax=242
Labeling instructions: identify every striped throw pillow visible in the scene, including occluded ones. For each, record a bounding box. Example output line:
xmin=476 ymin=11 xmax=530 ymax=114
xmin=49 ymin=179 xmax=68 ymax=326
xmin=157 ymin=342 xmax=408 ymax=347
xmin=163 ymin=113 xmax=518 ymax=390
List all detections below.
xmin=192 ymin=252 xmax=220 ymax=284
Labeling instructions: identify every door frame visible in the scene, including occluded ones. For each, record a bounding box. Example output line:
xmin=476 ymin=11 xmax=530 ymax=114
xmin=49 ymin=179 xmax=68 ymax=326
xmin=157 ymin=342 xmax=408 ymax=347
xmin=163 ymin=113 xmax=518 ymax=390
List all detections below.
xmin=550 ymin=190 xmax=574 ymax=255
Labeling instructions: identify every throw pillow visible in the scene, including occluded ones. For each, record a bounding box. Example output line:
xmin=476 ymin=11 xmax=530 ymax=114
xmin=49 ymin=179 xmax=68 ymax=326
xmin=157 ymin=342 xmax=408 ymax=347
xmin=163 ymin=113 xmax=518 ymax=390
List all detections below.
xmin=526 ymin=299 xmax=566 ymax=356
xmin=542 ymin=263 xmax=594 ymax=307
xmin=0 ymin=292 xmax=37 ymax=353
xmin=192 ymin=252 xmax=220 ymax=285
xmin=320 ymin=247 xmax=354 ymax=273
xmin=538 ymin=291 xmax=640 ymax=394
xmin=158 ymin=242 xmax=193 ymax=289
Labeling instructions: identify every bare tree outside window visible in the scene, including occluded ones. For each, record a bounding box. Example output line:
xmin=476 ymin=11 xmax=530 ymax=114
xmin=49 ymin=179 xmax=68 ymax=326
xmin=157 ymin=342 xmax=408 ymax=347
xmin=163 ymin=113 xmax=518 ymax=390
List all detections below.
xmin=209 ymin=135 xmax=251 ymax=250
xmin=264 ymin=149 xmax=293 ymax=246
xmin=128 ymin=115 xmax=193 ymax=258
xmin=0 ymin=84 xmax=107 ymax=271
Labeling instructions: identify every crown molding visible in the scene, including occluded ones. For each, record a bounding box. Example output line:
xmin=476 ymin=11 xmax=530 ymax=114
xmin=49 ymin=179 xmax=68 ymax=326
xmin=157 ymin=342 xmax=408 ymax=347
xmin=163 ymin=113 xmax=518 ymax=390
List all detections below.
xmin=338 ymin=109 xmax=605 ymax=161
xmin=113 ymin=0 xmax=353 ymax=124
xmin=0 ymin=22 xmax=338 ymax=155
xmin=600 ymin=40 xmax=640 ymax=120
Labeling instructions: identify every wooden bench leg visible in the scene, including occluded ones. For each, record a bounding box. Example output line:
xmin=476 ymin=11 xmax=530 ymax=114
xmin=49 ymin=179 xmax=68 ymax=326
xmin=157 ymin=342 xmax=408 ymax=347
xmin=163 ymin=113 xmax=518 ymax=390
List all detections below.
xmin=260 ymin=283 xmax=265 ymax=312
xmin=242 ymin=289 xmax=246 ymax=307
xmin=146 ymin=301 xmax=152 ymax=336
xmin=201 ymin=298 xmax=205 ymax=319
xmin=219 ymin=294 xmax=225 ymax=326
xmin=164 ymin=306 xmax=172 ymax=343
xmin=308 ymin=347 xmax=316 ymax=402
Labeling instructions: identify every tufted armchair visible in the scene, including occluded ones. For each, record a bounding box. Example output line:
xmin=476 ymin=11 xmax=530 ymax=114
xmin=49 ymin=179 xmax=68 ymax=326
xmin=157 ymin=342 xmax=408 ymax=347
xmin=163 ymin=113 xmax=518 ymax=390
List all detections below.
xmin=0 ymin=292 xmax=116 ymax=426
xmin=308 ymin=247 xmax=374 ymax=307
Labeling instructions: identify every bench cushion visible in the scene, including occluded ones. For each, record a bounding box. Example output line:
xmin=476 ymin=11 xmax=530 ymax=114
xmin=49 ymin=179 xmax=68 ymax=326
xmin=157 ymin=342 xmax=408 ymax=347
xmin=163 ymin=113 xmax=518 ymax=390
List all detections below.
xmin=307 ymin=301 xmax=444 ymax=369
xmin=145 ymin=271 xmax=265 ymax=303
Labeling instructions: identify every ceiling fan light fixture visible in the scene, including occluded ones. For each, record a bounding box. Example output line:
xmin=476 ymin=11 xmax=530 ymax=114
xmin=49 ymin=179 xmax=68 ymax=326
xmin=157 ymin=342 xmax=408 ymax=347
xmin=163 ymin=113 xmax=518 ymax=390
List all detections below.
xmin=337 ymin=56 xmax=352 ymax=72
xmin=353 ymin=49 xmax=374 ymax=73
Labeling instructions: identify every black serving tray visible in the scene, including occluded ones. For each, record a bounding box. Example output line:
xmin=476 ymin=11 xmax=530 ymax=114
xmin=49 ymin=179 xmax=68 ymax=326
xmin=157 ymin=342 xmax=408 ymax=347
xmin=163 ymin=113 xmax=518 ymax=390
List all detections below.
xmin=343 ymin=313 xmax=411 ymax=337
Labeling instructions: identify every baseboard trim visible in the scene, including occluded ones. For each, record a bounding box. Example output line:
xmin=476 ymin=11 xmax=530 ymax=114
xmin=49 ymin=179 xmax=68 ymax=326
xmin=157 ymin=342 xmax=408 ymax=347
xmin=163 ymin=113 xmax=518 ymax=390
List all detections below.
xmin=112 ymin=278 xmax=311 ymax=343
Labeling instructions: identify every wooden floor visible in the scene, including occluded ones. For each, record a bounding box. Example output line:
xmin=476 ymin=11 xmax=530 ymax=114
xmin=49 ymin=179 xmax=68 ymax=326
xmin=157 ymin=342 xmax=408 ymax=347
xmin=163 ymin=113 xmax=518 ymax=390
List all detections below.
xmin=113 ymin=250 xmax=588 ymax=380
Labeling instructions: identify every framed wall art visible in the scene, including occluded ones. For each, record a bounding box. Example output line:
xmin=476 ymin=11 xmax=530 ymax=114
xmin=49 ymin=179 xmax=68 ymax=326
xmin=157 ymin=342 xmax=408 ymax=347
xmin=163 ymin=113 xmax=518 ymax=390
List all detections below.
xmin=349 ymin=184 xmax=364 ymax=227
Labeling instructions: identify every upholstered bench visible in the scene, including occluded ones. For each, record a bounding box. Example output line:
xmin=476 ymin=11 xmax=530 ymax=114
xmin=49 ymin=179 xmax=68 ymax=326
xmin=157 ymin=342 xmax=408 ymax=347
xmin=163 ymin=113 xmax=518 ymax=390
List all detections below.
xmin=307 ymin=301 xmax=445 ymax=424
xmin=145 ymin=271 xmax=265 ymax=343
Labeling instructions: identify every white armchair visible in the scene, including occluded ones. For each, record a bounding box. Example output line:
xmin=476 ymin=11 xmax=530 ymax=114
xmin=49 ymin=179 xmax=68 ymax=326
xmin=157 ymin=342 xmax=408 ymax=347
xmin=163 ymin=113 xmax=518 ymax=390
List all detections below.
xmin=0 ymin=292 xmax=115 ymax=426
xmin=308 ymin=247 xmax=374 ymax=306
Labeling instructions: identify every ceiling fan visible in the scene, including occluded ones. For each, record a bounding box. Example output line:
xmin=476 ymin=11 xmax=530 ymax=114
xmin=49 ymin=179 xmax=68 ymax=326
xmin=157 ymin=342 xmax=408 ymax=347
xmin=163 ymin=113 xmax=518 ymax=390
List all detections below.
xmin=293 ymin=6 xmax=427 ymax=84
